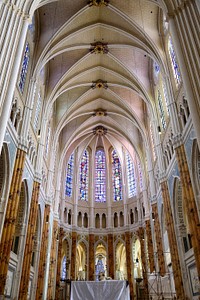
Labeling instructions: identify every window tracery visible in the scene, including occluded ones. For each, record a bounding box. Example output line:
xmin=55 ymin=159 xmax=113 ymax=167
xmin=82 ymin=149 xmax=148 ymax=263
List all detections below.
xmin=95 ymin=149 xmax=106 ymax=202
xmin=126 ymin=152 xmax=136 ymax=197
xmin=66 ymin=152 xmax=74 ymax=197
xmin=18 ymin=43 xmax=30 ymax=93
xmin=168 ymin=36 xmax=181 ymax=86
xmin=79 ymin=150 xmax=89 ymax=201
xmin=112 ymin=149 xmax=122 ymax=201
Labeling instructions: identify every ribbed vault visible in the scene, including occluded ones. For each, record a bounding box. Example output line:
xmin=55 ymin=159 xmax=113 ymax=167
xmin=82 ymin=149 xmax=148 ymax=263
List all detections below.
xmin=29 ymin=0 xmax=170 ymax=200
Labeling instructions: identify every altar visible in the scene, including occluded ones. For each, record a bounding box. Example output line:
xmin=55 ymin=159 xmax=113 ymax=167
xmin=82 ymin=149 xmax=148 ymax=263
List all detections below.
xmin=70 ymin=280 xmax=130 ymax=300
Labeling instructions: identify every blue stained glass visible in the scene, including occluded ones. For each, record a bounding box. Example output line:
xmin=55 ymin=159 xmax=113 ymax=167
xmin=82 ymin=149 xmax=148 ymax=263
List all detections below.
xmin=66 ymin=153 xmax=74 ymax=197
xmin=18 ymin=43 xmax=30 ymax=93
xmin=126 ymin=152 xmax=136 ymax=197
xmin=95 ymin=149 xmax=106 ymax=202
xmin=112 ymin=149 xmax=122 ymax=201
xmin=168 ymin=37 xmax=181 ymax=86
xmin=79 ymin=150 xmax=89 ymax=201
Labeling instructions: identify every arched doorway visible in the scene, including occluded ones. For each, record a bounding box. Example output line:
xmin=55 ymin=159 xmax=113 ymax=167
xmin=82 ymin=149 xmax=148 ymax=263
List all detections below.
xmin=76 ymin=241 xmax=87 ymax=280
xmin=95 ymin=243 xmax=107 ymax=281
xmin=115 ymin=241 xmax=127 ymax=280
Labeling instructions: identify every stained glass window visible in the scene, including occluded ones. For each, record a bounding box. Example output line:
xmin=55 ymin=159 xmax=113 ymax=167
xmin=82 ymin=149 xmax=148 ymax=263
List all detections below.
xmin=66 ymin=152 xmax=74 ymax=197
xmin=168 ymin=37 xmax=181 ymax=86
xmin=18 ymin=43 xmax=30 ymax=93
xmin=138 ymin=161 xmax=143 ymax=190
xmin=126 ymin=152 xmax=136 ymax=197
xmin=79 ymin=150 xmax=89 ymax=201
xmin=33 ymin=92 xmax=42 ymax=132
xmin=112 ymin=149 xmax=122 ymax=201
xmin=95 ymin=149 xmax=106 ymax=202
xmin=158 ymin=90 xmax=167 ymax=130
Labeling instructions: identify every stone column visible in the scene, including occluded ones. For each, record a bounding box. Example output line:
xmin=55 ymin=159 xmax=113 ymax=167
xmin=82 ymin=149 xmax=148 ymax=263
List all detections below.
xmin=19 ymin=78 xmax=37 ymax=146
xmin=0 ymin=4 xmax=30 ymax=152
xmin=35 ymin=204 xmax=51 ymax=300
xmin=70 ymin=232 xmax=77 ymax=280
xmin=145 ymin=219 xmax=155 ymax=274
xmin=125 ymin=232 xmax=134 ymax=300
xmin=107 ymin=234 xmax=114 ymax=279
xmin=18 ymin=181 xmax=40 ymax=300
xmin=138 ymin=227 xmax=149 ymax=297
xmin=142 ymin=188 xmax=149 ymax=217
xmin=0 ymin=148 xmax=26 ymax=296
xmin=161 ymin=181 xmax=186 ymax=299
xmin=152 ymin=203 xmax=166 ymax=276
xmin=55 ymin=228 xmax=64 ymax=300
xmin=175 ymin=143 xmax=200 ymax=278
xmin=169 ymin=3 xmax=200 ymax=148
xmin=88 ymin=234 xmax=95 ymax=281
xmin=47 ymin=220 xmax=59 ymax=300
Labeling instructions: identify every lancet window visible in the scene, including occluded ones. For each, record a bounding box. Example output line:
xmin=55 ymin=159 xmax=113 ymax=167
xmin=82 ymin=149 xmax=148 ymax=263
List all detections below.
xmin=126 ymin=152 xmax=136 ymax=197
xmin=66 ymin=152 xmax=74 ymax=197
xmin=18 ymin=43 xmax=30 ymax=93
xmin=168 ymin=36 xmax=181 ymax=86
xmin=112 ymin=149 xmax=122 ymax=201
xmin=79 ymin=150 xmax=89 ymax=201
xmin=95 ymin=149 xmax=106 ymax=202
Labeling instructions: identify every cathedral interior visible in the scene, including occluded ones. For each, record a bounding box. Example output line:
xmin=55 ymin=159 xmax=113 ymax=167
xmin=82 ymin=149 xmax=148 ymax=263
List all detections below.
xmin=0 ymin=0 xmax=200 ymax=299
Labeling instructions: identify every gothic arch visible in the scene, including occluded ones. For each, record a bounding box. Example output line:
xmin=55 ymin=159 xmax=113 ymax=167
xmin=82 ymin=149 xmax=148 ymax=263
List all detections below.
xmin=114 ymin=238 xmax=127 ymax=280
xmin=76 ymin=239 xmax=88 ymax=280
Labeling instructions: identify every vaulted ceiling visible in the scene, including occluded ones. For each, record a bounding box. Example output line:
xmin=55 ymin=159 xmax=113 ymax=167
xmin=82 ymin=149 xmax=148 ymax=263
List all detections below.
xmin=33 ymin=0 xmax=167 ymax=163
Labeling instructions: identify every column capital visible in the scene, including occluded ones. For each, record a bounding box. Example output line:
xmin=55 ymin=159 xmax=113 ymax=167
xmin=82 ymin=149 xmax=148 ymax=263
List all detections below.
xmin=53 ymin=213 xmax=59 ymax=221
xmin=172 ymin=133 xmax=183 ymax=149
xmin=34 ymin=172 xmax=42 ymax=182
xmin=159 ymin=171 xmax=167 ymax=182
xmin=167 ymin=0 xmax=192 ymax=19
xmin=18 ymin=138 xmax=28 ymax=152
xmin=45 ymin=196 xmax=52 ymax=205
xmin=150 ymin=194 xmax=157 ymax=205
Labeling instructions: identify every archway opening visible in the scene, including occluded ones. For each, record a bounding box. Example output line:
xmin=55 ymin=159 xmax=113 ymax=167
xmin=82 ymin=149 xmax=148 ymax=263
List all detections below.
xmin=95 ymin=243 xmax=107 ymax=281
